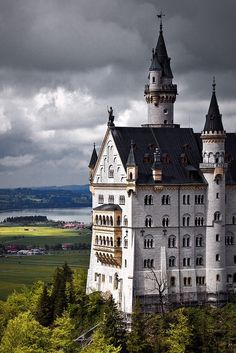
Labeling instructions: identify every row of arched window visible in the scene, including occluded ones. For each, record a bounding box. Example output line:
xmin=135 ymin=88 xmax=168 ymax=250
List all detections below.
xmin=95 ymin=214 xmax=128 ymax=227
xmin=144 ymin=194 xmax=205 ymax=206
xmin=168 ymin=234 xmax=203 ymax=248
xmin=168 ymin=256 xmax=203 ymax=267
xmin=145 ymin=215 xmax=207 ymax=227
xmin=144 ymin=259 xmax=154 ymax=268
xmin=98 ymin=194 xmax=126 ymax=205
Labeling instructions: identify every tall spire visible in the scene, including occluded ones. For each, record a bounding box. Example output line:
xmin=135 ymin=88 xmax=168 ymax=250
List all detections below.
xmin=88 ymin=143 xmax=98 ymax=168
xmin=126 ymin=140 xmax=136 ymax=166
xmin=203 ymin=78 xmax=224 ymax=133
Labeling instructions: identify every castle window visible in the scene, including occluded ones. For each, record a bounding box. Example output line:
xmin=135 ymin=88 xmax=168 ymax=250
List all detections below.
xmin=108 ymin=195 xmax=114 ymax=204
xmin=182 ymin=215 xmax=190 ymax=227
xmin=125 ymin=259 xmax=127 ymax=267
xmin=196 ymin=276 xmax=205 ymax=285
xmin=106 ymin=236 xmax=110 ymax=246
xmin=216 ymin=254 xmax=220 ymax=262
xmin=170 ymin=276 xmax=176 ymax=286
xmin=117 ymin=237 xmax=121 ymax=247
xmin=195 ymin=216 xmax=204 ymax=226
xmin=195 ymin=195 xmax=204 ymax=204
xmin=214 ymin=212 xmax=221 ymax=222
xmin=216 ymin=178 xmax=220 ymax=185
xmin=196 ymin=235 xmax=203 ymax=247
xmin=123 ymin=216 xmax=128 ymax=226
xmin=98 ymin=194 xmax=104 ymax=204
xmin=129 ymin=172 xmax=133 ymax=180
xmin=117 ymin=216 xmax=121 ymax=226
xmin=103 ymin=216 xmax=106 ymax=225
xmin=183 ymin=277 xmax=192 ymax=286
xmin=119 ymin=195 xmax=125 ymax=205
xmin=144 ymin=235 xmax=154 ymax=249
xmin=183 ymin=257 xmax=191 ymax=267
xmin=95 ymin=235 xmax=98 ymax=244
xmin=102 ymin=274 xmax=105 ymax=282
xmin=152 ymin=76 xmax=155 ymax=83
xmin=225 ymin=235 xmax=234 ymax=245
xmin=183 ymin=195 xmax=190 ymax=205
xmin=162 ymin=153 xmax=171 ymax=164
xmin=108 ymin=165 xmax=114 ymax=178
xmin=162 ymin=216 xmax=169 ymax=228
xmin=124 ymin=238 xmax=128 ymax=248
xmin=110 ymin=237 xmax=113 ymax=247
xmin=216 ymin=274 xmax=220 ymax=282
xmin=216 ymin=234 xmax=220 ymax=242
xmin=183 ymin=235 xmax=190 ymax=247
xmin=234 ymin=255 xmax=236 ymax=264
xmin=144 ymin=259 xmax=154 ymax=268
xmin=233 ymin=215 xmax=236 ymax=224
xmin=233 ymin=274 xmax=236 ymax=283
xmin=144 ymin=195 xmax=153 ymax=205
xmin=169 ymin=256 xmax=176 ymax=267
xmin=162 ymin=195 xmax=170 ymax=205
xmin=145 ymin=216 xmax=152 ymax=227
xmin=99 ymin=236 xmax=102 ymax=245
xmin=168 ymin=235 xmax=176 ymax=248
xmin=216 ymin=193 xmax=219 ymax=199
xmin=196 ymin=256 xmax=203 ymax=266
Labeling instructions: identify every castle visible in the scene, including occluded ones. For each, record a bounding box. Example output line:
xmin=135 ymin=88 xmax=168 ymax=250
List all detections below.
xmin=86 ymin=19 xmax=236 ymax=314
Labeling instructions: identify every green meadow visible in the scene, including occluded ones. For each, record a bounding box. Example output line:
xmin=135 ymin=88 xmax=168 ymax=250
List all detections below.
xmin=0 ymin=226 xmax=91 ymax=299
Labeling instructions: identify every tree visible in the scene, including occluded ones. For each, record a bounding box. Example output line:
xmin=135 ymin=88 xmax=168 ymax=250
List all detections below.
xmin=51 ymin=267 xmax=67 ymax=320
xmin=80 ymin=330 xmax=121 ymax=353
xmin=164 ymin=308 xmax=192 ymax=353
xmin=0 ymin=311 xmax=50 ymax=353
xmin=35 ymin=284 xmax=53 ymax=326
xmin=145 ymin=268 xmax=168 ymax=315
xmin=100 ymin=297 xmax=127 ymax=352
xmin=126 ymin=300 xmax=151 ymax=353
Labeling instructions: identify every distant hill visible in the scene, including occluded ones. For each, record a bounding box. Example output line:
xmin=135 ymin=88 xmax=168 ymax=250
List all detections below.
xmin=0 ymin=185 xmax=91 ymax=211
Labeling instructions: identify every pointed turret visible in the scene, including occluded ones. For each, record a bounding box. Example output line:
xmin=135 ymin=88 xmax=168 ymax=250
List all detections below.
xmin=144 ymin=15 xmax=177 ymax=127
xmin=88 ymin=143 xmax=98 ymax=169
xmin=126 ymin=140 xmax=136 ymax=167
xmin=203 ymin=79 xmax=224 ymax=133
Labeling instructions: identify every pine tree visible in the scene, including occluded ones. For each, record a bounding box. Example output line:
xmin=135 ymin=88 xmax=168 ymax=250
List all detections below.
xmin=35 ymin=284 xmax=52 ymax=326
xmin=126 ymin=301 xmax=151 ymax=353
xmin=100 ymin=297 xmax=127 ymax=352
xmin=51 ymin=267 xmax=67 ymax=320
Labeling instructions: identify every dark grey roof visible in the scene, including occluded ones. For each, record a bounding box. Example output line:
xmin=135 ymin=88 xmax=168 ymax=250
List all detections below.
xmin=94 ymin=204 xmax=122 ymax=211
xmin=149 ymin=29 xmax=173 ymax=78
xmin=88 ymin=145 xmax=98 ymax=168
xmin=203 ymin=91 xmax=224 ymax=133
xmin=111 ymin=127 xmax=204 ymax=185
xmin=111 ymin=127 xmax=236 ymax=185
xmin=126 ymin=141 xmax=137 ymax=166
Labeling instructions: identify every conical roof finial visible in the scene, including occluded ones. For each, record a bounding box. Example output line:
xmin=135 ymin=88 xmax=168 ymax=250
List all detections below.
xmin=157 ymin=11 xmax=165 ymax=33
xmin=212 ymin=76 xmax=216 ymax=93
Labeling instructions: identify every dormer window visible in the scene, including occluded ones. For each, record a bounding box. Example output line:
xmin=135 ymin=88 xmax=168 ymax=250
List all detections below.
xmin=162 ymin=153 xmax=171 ymax=164
xmin=180 ymin=153 xmax=188 ymax=166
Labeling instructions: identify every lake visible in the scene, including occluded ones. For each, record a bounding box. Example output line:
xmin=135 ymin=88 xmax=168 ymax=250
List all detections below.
xmin=0 ymin=207 xmax=92 ymax=223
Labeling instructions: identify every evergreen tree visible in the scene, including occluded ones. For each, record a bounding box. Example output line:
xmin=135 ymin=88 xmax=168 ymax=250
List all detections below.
xmin=100 ymin=297 xmax=127 ymax=352
xmin=126 ymin=301 xmax=151 ymax=353
xmin=81 ymin=330 xmax=121 ymax=353
xmin=35 ymin=284 xmax=52 ymax=326
xmin=51 ymin=267 xmax=67 ymax=320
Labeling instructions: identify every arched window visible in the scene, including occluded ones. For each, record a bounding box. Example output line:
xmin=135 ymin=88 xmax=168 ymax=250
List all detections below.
xmin=99 ymin=236 xmax=102 ymax=245
xmin=129 ymin=172 xmax=133 ymax=180
xmin=168 ymin=235 xmax=176 ymax=248
xmin=195 ymin=216 xmax=204 ymax=226
xmin=145 ymin=216 xmax=152 ymax=227
xmin=216 ymin=254 xmax=220 ymax=261
xmin=99 ymin=215 xmax=102 ymax=225
xmin=110 ymin=237 xmax=113 ymax=247
xmin=182 ymin=214 xmax=190 ymax=227
xmin=225 ymin=234 xmax=234 ymax=246
xmin=103 ymin=215 xmax=106 ymax=225
xmin=214 ymin=212 xmax=221 ymax=222
xmin=123 ymin=215 xmax=128 ymax=226
xmin=95 ymin=235 xmax=98 ymax=244
xmin=103 ymin=236 xmax=106 ymax=245
xmin=106 ymin=236 xmax=110 ymax=246
xmin=162 ymin=195 xmax=170 ymax=205
xmin=144 ymin=195 xmax=148 ymax=205
xmin=144 ymin=195 xmax=153 ymax=205
xmin=119 ymin=195 xmax=125 ymax=205
xmin=95 ymin=215 xmax=98 ymax=225
xmin=117 ymin=216 xmax=121 ymax=226
xmin=169 ymin=256 xmax=176 ymax=267
xmin=108 ymin=165 xmax=114 ymax=178
xmin=183 ymin=257 xmax=191 ymax=266
xmin=183 ymin=235 xmax=190 ymax=247
xmin=106 ymin=215 xmax=109 ymax=225
xmin=170 ymin=276 xmax=176 ymax=286
xmin=196 ymin=256 xmax=203 ymax=266
xmin=162 ymin=216 xmax=169 ymax=227
xmin=196 ymin=235 xmax=203 ymax=247
xmin=144 ymin=235 xmax=154 ymax=249
xmin=117 ymin=237 xmax=121 ymax=247
xmin=110 ymin=216 xmax=113 ymax=226
xmin=216 ymin=274 xmax=220 ymax=282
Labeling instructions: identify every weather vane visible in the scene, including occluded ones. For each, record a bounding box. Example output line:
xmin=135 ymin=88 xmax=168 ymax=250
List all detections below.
xmin=157 ymin=11 xmax=165 ymax=31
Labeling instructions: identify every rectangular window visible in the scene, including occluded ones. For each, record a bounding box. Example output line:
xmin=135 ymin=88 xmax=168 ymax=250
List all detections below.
xmin=108 ymin=195 xmax=114 ymax=204
xmin=119 ymin=195 xmax=125 ymax=205
xmin=109 ymin=276 xmax=112 ymax=284
xmin=98 ymin=194 xmax=104 ymax=204
xmin=216 ymin=234 xmax=220 ymax=242
xmin=125 ymin=259 xmax=127 ymax=267
xmin=102 ymin=274 xmax=105 ymax=282
xmin=216 ymin=254 xmax=220 ymax=261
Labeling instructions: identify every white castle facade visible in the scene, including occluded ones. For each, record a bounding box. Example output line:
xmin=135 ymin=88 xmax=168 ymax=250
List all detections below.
xmin=86 ymin=21 xmax=236 ymax=314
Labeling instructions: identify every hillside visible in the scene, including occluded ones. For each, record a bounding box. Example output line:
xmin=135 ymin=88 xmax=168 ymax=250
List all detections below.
xmin=0 ymin=185 xmax=91 ymax=211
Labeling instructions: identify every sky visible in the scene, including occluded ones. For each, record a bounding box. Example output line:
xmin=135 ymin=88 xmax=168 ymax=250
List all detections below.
xmin=0 ymin=0 xmax=235 ymax=188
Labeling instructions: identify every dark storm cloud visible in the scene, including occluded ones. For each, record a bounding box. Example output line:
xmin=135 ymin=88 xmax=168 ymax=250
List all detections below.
xmin=0 ymin=0 xmax=235 ymax=187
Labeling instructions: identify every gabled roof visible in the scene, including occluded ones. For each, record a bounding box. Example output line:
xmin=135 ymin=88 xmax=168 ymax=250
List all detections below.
xmin=203 ymin=88 xmax=224 ymax=133
xmin=88 ymin=144 xmax=98 ymax=168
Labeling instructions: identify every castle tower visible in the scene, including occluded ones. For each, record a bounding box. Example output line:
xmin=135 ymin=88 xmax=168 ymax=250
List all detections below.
xmin=200 ymin=80 xmax=227 ymax=297
xmin=144 ymin=16 xmax=177 ymax=127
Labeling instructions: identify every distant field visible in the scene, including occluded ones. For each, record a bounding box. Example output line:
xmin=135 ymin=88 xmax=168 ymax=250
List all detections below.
xmin=0 ymin=226 xmax=91 ymax=246
xmin=0 ymin=251 xmax=90 ymax=300
xmin=0 ymin=226 xmax=92 ymax=299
